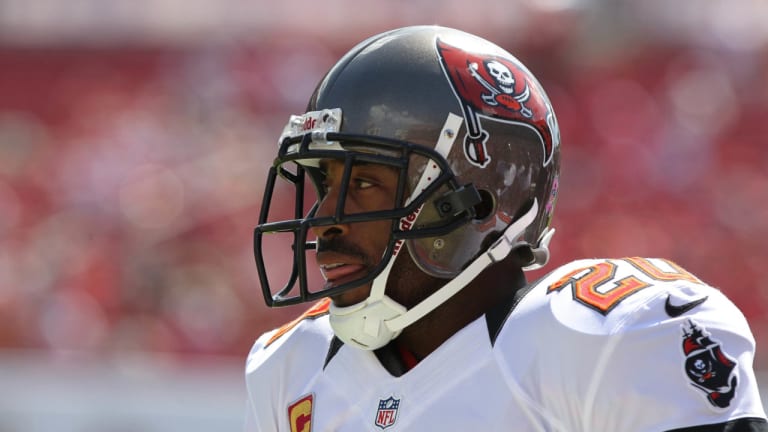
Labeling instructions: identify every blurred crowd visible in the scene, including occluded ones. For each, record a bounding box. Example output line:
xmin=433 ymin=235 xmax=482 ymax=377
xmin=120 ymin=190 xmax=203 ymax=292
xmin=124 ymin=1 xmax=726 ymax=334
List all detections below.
xmin=1 ymin=2 xmax=767 ymax=368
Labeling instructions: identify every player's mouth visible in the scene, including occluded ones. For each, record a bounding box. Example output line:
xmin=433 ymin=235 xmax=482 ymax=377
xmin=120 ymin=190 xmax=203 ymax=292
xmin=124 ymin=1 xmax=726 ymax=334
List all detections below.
xmin=320 ymin=262 xmax=366 ymax=284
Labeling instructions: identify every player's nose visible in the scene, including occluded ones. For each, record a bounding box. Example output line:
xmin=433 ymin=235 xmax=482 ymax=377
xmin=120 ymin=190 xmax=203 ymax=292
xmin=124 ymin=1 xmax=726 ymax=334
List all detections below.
xmin=311 ymin=188 xmax=350 ymax=239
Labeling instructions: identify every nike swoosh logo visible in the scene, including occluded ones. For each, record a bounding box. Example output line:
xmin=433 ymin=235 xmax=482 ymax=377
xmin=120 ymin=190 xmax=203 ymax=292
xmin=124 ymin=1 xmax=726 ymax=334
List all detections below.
xmin=665 ymin=295 xmax=708 ymax=317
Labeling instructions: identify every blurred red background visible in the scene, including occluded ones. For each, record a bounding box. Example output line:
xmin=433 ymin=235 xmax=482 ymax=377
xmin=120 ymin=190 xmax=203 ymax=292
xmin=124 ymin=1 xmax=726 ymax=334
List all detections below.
xmin=0 ymin=0 xmax=766 ymax=369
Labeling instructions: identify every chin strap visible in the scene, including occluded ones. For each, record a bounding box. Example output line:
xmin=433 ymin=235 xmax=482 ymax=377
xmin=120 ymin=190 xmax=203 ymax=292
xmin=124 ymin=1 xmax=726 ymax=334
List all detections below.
xmin=329 ymin=198 xmax=540 ymax=350
xmin=328 ymin=113 xmax=464 ymax=351
xmin=384 ymin=198 xmax=539 ymax=333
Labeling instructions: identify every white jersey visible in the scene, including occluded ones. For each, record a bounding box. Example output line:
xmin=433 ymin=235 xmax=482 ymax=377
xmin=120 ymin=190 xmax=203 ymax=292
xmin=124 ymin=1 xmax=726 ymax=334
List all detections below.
xmin=244 ymin=258 xmax=767 ymax=431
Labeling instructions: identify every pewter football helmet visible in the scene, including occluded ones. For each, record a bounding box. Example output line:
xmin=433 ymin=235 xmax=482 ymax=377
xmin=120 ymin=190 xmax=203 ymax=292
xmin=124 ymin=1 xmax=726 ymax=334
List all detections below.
xmin=254 ymin=26 xmax=560 ymax=349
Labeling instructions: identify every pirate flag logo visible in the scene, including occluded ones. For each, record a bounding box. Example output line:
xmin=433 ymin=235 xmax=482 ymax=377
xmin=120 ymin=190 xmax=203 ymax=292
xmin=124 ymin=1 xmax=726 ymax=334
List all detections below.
xmin=681 ymin=320 xmax=738 ymax=408
xmin=436 ymin=38 xmax=558 ymax=168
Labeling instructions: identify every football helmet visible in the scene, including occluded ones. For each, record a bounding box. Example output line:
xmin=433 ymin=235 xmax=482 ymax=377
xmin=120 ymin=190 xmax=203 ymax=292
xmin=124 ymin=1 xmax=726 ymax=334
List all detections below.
xmin=254 ymin=26 xmax=560 ymax=349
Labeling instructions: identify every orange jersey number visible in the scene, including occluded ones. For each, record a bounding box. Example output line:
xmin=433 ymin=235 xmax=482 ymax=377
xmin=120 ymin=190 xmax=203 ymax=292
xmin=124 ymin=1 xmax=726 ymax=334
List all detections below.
xmin=548 ymin=258 xmax=700 ymax=315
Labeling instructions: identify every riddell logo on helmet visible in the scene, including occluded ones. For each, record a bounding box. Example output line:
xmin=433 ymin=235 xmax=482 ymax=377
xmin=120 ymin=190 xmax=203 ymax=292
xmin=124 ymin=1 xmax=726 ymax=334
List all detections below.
xmin=436 ymin=38 xmax=557 ymax=169
xmin=392 ymin=207 xmax=423 ymax=256
xmin=399 ymin=210 xmax=419 ymax=230
xmin=302 ymin=117 xmax=317 ymax=131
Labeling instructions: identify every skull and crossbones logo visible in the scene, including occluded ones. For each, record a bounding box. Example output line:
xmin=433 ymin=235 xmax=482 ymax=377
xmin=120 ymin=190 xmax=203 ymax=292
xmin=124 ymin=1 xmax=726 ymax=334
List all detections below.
xmin=485 ymin=60 xmax=516 ymax=93
xmin=468 ymin=59 xmax=532 ymax=117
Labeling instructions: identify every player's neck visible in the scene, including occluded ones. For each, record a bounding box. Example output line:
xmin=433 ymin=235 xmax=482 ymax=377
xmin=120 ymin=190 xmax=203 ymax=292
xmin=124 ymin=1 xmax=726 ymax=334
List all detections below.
xmin=395 ymin=264 xmax=526 ymax=363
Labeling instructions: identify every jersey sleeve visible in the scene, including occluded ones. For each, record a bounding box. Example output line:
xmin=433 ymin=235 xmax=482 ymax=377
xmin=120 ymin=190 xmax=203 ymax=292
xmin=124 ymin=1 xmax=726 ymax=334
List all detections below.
xmin=585 ymin=286 xmax=766 ymax=431
xmin=243 ymin=330 xmax=280 ymax=432
xmin=507 ymin=258 xmax=768 ymax=431
xmin=243 ymin=396 xmax=266 ymax=432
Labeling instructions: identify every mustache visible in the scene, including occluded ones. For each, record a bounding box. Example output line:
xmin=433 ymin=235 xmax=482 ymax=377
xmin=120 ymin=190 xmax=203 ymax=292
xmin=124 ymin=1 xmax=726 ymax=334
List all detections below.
xmin=315 ymin=237 xmax=373 ymax=266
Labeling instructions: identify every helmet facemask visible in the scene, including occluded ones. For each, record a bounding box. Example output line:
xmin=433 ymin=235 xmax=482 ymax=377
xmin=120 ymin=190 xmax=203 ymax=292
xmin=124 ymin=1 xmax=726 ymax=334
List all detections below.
xmin=253 ymin=110 xmax=482 ymax=309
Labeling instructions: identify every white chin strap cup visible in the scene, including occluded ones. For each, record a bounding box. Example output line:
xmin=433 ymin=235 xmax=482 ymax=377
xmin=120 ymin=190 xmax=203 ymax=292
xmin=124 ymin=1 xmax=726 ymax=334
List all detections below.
xmin=329 ymin=296 xmax=406 ymax=350
xmin=329 ymin=199 xmax=541 ymax=351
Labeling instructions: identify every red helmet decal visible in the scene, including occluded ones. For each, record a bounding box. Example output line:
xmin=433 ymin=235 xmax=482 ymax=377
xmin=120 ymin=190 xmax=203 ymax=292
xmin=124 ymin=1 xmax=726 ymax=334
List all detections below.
xmin=436 ymin=38 xmax=556 ymax=168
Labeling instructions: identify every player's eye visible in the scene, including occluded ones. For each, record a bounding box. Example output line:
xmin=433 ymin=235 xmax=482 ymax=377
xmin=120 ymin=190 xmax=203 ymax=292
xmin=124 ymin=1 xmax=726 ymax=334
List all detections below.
xmin=354 ymin=178 xmax=375 ymax=189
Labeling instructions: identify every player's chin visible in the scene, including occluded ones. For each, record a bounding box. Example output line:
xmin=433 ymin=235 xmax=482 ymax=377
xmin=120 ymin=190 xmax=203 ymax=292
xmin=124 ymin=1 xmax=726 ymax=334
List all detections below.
xmin=329 ymin=282 xmax=372 ymax=308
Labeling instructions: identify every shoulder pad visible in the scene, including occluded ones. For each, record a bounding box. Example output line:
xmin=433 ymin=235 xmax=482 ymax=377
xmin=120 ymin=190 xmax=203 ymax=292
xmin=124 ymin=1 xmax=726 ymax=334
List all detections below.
xmin=247 ymin=299 xmax=333 ymax=373
xmin=265 ymin=298 xmax=331 ymax=348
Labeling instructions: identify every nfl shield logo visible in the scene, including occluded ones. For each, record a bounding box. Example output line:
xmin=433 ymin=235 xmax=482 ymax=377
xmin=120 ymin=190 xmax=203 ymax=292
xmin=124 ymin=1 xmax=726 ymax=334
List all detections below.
xmin=374 ymin=396 xmax=400 ymax=429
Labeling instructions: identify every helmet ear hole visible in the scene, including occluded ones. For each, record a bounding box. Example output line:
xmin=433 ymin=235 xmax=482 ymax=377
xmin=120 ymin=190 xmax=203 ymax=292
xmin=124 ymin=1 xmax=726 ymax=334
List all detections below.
xmin=473 ymin=189 xmax=495 ymax=220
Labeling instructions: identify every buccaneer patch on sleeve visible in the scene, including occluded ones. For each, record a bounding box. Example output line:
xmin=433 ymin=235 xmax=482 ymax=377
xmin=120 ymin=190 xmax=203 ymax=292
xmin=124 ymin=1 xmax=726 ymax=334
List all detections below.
xmin=681 ymin=319 xmax=738 ymax=408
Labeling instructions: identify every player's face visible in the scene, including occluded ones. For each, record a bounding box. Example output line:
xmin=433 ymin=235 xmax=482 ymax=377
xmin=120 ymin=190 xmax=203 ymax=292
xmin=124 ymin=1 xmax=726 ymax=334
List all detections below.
xmin=311 ymin=159 xmax=400 ymax=307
